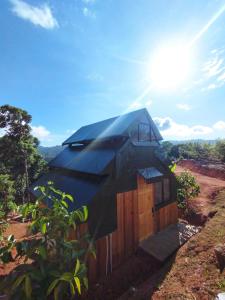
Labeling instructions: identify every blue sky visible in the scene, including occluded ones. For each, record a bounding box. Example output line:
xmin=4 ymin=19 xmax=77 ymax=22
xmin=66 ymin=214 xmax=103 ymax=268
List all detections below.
xmin=0 ymin=0 xmax=225 ymax=146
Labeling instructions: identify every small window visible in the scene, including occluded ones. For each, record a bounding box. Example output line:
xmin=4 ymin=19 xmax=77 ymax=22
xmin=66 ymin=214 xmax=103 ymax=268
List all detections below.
xmin=154 ymin=178 xmax=171 ymax=206
xmin=154 ymin=181 xmax=163 ymax=205
xmin=163 ymin=178 xmax=170 ymax=202
xmin=138 ymin=123 xmax=150 ymax=141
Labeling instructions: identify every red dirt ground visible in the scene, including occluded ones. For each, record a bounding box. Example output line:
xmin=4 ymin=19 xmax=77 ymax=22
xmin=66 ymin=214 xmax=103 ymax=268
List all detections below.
xmin=0 ymin=221 xmax=30 ymax=277
xmin=176 ymin=164 xmax=225 ymax=216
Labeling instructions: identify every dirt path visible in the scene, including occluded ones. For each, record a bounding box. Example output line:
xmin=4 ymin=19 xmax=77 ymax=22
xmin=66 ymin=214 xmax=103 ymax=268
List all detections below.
xmin=176 ymin=165 xmax=225 ymax=216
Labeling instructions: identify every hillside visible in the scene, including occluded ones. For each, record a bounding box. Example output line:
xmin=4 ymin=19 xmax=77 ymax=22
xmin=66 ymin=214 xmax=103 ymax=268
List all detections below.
xmin=38 ymin=145 xmax=63 ymax=162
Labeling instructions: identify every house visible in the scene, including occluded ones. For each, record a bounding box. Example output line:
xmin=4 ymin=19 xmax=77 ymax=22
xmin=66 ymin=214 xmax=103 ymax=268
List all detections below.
xmin=32 ymin=108 xmax=178 ymax=281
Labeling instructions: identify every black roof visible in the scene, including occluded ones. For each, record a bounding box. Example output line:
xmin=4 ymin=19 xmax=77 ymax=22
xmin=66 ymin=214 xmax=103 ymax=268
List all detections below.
xmin=31 ymin=172 xmax=104 ymax=211
xmin=63 ymin=108 xmax=162 ymax=145
xmin=49 ymin=145 xmax=117 ymax=175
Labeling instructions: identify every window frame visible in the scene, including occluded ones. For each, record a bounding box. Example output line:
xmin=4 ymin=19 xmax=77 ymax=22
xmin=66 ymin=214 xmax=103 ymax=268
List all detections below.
xmin=154 ymin=177 xmax=171 ymax=207
xmin=138 ymin=122 xmax=151 ymax=142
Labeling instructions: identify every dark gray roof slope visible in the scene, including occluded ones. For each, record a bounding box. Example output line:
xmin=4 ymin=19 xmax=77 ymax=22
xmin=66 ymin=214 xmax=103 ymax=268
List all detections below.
xmin=138 ymin=167 xmax=163 ymax=182
xmin=63 ymin=108 xmax=162 ymax=145
xmin=49 ymin=145 xmax=116 ymax=175
xmin=31 ymin=172 xmax=103 ymax=211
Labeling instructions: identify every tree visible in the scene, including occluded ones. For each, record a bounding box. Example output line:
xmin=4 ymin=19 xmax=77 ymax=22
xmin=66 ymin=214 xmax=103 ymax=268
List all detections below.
xmin=0 ymin=182 xmax=93 ymax=299
xmin=215 ymin=140 xmax=225 ymax=162
xmin=0 ymin=174 xmax=16 ymax=215
xmin=176 ymin=170 xmax=200 ymax=211
xmin=0 ymin=105 xmax=47 ymax=203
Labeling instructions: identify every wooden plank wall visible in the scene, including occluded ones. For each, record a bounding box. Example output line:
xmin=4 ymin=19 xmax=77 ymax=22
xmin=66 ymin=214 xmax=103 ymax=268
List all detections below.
xmin=111 ymin=190 xmax=139 ymax=268
xmin=88 ymin=189 xmax=140 ymax=283
xmin=154 ymin=202 xmax=178 ymax=232
xmin=137 ymin=176 xmax=154 ymax=241
xmin=70 ymin=176 xmax=178 ymax=284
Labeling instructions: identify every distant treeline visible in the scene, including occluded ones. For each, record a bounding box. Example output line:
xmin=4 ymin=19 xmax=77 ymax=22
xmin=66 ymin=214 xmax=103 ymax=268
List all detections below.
xmin=38 ymin=145 xmax=63 ymax=162
xmin=161 ymin=140 xmax=225 ymax=162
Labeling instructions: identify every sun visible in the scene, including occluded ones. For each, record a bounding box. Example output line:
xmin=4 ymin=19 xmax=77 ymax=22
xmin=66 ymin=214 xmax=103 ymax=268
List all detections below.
xmin=149 ymin=44 xmax=191 ymax=90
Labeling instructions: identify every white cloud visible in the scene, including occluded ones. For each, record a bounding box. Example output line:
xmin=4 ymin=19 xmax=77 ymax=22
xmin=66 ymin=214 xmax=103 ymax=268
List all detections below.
xmin=176 ymin=103 xmax=191 ymax=111
xmin=213 ymin=121 xmax=225 ymax=130
xmin=153 ymin=117 xmax=213 ymax=139
xmin=31 ymin=125 xmax=50 ymax=141
xmin=83 ymin=7 xmax=96 ymax=18
xmin=9 ymin=0 xmax=58 ymax=29
xmin=201 ymin=47 xmax=225 ymax=91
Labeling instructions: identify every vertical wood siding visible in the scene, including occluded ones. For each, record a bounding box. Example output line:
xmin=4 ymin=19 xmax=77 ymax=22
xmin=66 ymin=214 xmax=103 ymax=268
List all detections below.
xmin=72 ymin=176 xmax=178 ymax=283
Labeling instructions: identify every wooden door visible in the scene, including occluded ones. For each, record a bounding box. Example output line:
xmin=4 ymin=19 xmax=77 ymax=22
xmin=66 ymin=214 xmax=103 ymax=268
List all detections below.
xmin=137 ymin=176 xmax=155 ymax=241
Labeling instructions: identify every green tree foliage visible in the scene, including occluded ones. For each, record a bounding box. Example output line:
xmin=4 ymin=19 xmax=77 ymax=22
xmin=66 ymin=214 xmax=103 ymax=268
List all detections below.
xmin=176 ymin=171 xmax=200 ymax=210
xmin=161 ymin=141 xmax=223 ymax=162
xmin=0 ymin=174 xmax=16 ymax=215
xmin=0 ymin=182 xmax=93 ymax=299
xmin=215 ymin=140 xmax=225 ymax=162
xmin=0 ymin=105 xmax=47 ymax=203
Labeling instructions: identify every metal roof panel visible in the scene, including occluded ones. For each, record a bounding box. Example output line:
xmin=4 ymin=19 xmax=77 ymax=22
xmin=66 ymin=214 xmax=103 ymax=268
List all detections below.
xmin=49 ymin=145 xmax=116 ymax=175
xmin=138 ymin=167 xmax=163 ymax=181
xmin=31 ymin=172 xmax=103 ymax=211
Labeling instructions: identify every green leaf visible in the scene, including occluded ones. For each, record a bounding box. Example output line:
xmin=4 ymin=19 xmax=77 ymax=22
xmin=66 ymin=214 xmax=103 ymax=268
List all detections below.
xmin=54 ymin=284 xmax=60 ymax=300
xmin=7 ymin=234 xmax=15 ymax=242
xmin=41 ymin=222 xmax=47 ymax=234
xmin=24 ymin=275 xmax=32 ymax=299
xmin=38 ymin=245 xmax=47 ymax=259
xmin=74 ymin=276 xmax=81 ymax=295
xmin=12 ymin=274 xmax=26 ymax=290
xmin=61 ymin=200 xmax=68 ymax=208
xmin=65 ymin=194 xmax=73 ymax=202
xmin=83 ymin=277 xmax=88 ymax=290
xmin=32 ymin=209 xmax=36 ymax=219
xmin=82 ymin=206 xmax=88 ymax=221
xmin=74 ymin=259 xmax=80 ymax=276
xmin=47 ymin=279 xmax=59 ymax=296
xmin=60 ymin=272 xmax=73 ymax=282
xmin=69 ymin=282 xmax=75 ymax=296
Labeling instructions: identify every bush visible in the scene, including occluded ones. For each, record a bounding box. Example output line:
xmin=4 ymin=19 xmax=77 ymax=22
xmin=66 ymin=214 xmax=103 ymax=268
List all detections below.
xmin=176 ymin=171 xmax=200 ymax=211
xmin=0 ymin=182 xmax=94 ymax=299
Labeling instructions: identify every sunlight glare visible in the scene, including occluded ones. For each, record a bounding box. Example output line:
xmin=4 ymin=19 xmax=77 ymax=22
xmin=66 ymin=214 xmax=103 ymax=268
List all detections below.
xmin=149 ymin=44 xmax=191 ymax=89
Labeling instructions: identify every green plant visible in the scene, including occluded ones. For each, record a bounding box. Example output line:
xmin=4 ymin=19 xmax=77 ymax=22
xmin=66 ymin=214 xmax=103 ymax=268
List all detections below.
xmin=0 ymin=209 xmax=8 ymax=242
xmin=0 ymin=174 xmax=16 ymax=215
xmin=0 ymin=182 xmax=94 ymax=299
xmin=169 ymin=163 xmax=177 ymax=173
xmin=176 ymin=171 xmax=200 ymax=210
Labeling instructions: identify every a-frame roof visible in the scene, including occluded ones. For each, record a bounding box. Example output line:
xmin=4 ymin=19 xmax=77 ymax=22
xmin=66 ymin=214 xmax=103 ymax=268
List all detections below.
xmin=63 ymin=108 xmax=162 ymax=145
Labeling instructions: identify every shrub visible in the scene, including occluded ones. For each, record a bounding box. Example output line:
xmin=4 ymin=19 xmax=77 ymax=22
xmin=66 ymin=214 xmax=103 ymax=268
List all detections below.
xmin=0 ymin=182 xmax=94 ymax=300
xmin=176 ymin=171 xmax=200 ymax=211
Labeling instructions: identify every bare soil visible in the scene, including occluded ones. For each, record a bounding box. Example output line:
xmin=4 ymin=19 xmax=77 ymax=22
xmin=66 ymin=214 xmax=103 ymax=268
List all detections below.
xmin=153 ymin=190 xmax=225 ymax=300
xmin=176 ymin=163 xmax=225 ymax=217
